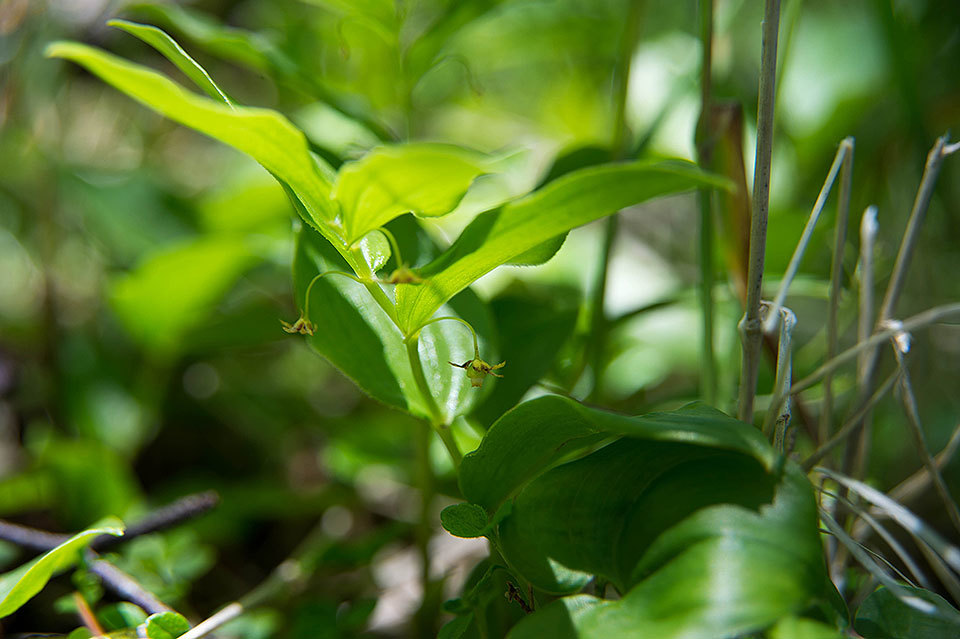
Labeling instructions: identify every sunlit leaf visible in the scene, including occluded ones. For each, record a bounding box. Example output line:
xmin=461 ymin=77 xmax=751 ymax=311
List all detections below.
xmin=0 ymin=520 xmax=124 ymax=618
xmin=46 ymin=42 xmax=338 ymax=231
xmin=107 ymin=19 xmax=232 ymax=104
xmin=395 ymin=160 xmax=731 ymax=333
xmin=140 ymin=611 xmax=191 ymax=639
xmin=334 ymin=144 xmax=491 ymax=244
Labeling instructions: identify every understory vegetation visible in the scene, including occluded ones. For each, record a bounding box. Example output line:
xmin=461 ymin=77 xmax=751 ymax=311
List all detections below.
xmin=1 ymin=0 xmax=960 ymax=637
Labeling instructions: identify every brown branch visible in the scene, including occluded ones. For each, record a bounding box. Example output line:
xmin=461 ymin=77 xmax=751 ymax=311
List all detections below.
xmin=0 ymin=491 xmax=220 ymax=551
xmin=87 ymin=554 xmax=174 ymax=615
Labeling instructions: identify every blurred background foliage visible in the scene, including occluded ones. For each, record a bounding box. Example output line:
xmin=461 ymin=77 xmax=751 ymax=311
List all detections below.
xmin=1 ymin=0 xmax=959 ymax=636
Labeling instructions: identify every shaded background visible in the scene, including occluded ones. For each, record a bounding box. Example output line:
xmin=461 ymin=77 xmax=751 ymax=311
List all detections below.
xmin=1 ymin=0 xmax=959 ymax=636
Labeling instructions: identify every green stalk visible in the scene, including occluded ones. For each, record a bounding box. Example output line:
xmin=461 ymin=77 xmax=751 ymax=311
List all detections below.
xmin=404 ymin=334 xmax=462 ymax=466
xmin=821 ymin=138 xmax=854 ymax=443
xmin=376 ymin=226 xmax=406 ymax=270
xmin=413 ymin=420 xmax=437 ymax=638
xmin=791 ymin=301 xmax=960 ymax=394
xmin=892 ymin=345 xmax=960 ymax=535
xmin=696 ymin=0 xmax=717 ymax=405
xmin=588 ymin=0 xmax=643 ymax=401
xmin=345 ymin=249 xmax=400 ymax=325
xmin=762 ymin=306 xmax=795 ymax=448
xmin=847 ymin=134 xmax=956 ymax=478
xmin=418 ymin=316 xmax=480 ymax=360
xmin=587 ymin=215 xmax=617 ymax=401
xmin=405 ymin=335 xmax=444 ymax=427
xmin=737 ymin=0 xmax=782 ymax=424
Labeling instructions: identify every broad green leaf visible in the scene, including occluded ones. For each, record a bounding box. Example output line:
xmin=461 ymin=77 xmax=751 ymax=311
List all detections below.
xmin=472 ymin=286 xmax=579 ymax=426
xmin=45 ymin=42 xmax=338 ymax=230
xmin=768 ymin=616 xmax=845 ymax=639
xmin=395 ymin=160 xmax=731 ymax=333
xmin=459 ymin=395 xmax=776 ymax=514
xmin=854 ymin=585 xmax=960 ymax=638
xmin=140 ymin=611 xmax=191 ymax=639
xmin=107 ymin=19 xmax=232 ymax=104
xmin=441 ymin=503 xmax=489 ymax=538
xmin=508 ymin=233 xmax=568 ymax=266
xmin=111 ymin=237 xmax=253 ymax=355
xmin=334 ymin=144 xmax=491 ymax=244
xmin=507 ymin=465 xmax=827 ymax=637
xmin=293 ymin=225 xmax=496 ymax=423
xmin=0 ymin=520 xmax=124 ymax=617
xmin=499 ymin=436 xmax=778 ymax=593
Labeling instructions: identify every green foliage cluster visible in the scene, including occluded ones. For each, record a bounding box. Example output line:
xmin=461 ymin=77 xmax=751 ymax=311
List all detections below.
xmin=1 ymin=1 xmax=960 ymax=638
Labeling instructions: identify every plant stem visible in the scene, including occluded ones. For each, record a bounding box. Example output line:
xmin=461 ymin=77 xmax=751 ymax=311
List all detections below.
xmin=737 ymin=0 xmax=781 ymax=424
xmin=417 ymin=316 xmax=480 ymax=360
xmin=405 ymin=334 xmax=445 ymax=427
xmin=177 ymin=603 xmax=244 ymax=639
xmin=588 ymin=0 xmax=643 ymax=401
xmin=762 ymin=306 xmax=795 ymax=448
xmin=846 ymin=134 xmax=955 ymax=476
xmin=891 ymin=344 xmax=960 ymax=536
xmin=414 ymin=420 xmax=436 ymax=638
xmin=820 ymin=488 xmax=931 ymax=590
xmin=764 ymin=139 xmax=849 ymax=334
xmin=696 ymin=0 xmax=717 ymax=405
xmin=345 ymin=250 xmax=401 ymax=325
xmin=790 ymin=301 xmax=960 ymax=394
xmin=377 ymin=226 xmax=406 ymax=269
xmin=612 ymin=0 xmax=643 ymax=158
xmin=885 ymin=422 xmax=960 ymax=509
xmin=87 ymin=557 xmax=173 ymax=615
xmin=850 ymin=422 xmax=960 ymax=540
xmin=434 ymin=425 xmax=462 ymax=467
xmin=820 ymin=137 xmax=854 ymax=443
xmin=819 ymin=509 xmax=924 ymax=610
xmin=587 ymin=215 xmax=616 ymax=401
xmin=697 ymin=193 xmax=716 ymax=405
xmin=852 ymin=205 xmax=878 ymax=468
xmin=403 ymin=334 xmax=462 ymax=466
xmin=801 ymin=369 xmax=899 ymax=471
xmin=0 ymin=491 xmax=219 ymax=551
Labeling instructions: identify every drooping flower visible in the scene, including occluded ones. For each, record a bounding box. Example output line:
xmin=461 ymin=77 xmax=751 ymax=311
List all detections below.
xmin=281 ymin=317 xmax=316 ymax=336
xmin=449 ymin=358 xmax=505 ymax=388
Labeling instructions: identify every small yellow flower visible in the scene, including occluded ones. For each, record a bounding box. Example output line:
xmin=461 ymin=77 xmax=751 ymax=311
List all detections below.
xmin=449 ymin=358 xmax=505 ymax=388
xmin=281 ymin=317 xmax=315 ymax=336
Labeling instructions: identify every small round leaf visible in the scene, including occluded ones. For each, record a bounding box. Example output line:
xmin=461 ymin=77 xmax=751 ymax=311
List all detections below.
xmin=441 ymin=503 xmax=490 ymax=538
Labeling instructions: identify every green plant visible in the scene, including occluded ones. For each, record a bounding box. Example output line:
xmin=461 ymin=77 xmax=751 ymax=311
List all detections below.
xmin=2 ymin=1 xmax=960 ymax=638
